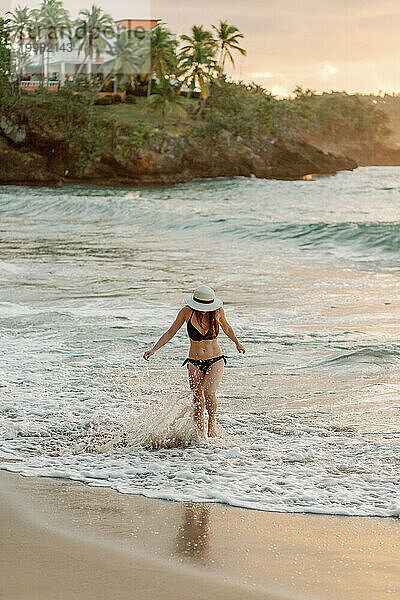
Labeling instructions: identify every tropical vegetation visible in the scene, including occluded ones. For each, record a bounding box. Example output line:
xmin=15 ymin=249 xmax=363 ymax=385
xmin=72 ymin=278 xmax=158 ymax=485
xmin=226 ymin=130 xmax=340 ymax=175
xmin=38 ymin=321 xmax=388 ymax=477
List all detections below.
xmin=212 ymin=20 xmax=246 ymax=70
xmin=73 ymin=5 xmax=113 ymax=80
xmin=0 ymin=17 xmax=11 ymax=94
xmin=147 ymin=23 xmax=177 ymax=97
xmin=0 ymin=1 xmax=393 ymax=170
xmin=147 ymin=77 xmax=186 ymax=128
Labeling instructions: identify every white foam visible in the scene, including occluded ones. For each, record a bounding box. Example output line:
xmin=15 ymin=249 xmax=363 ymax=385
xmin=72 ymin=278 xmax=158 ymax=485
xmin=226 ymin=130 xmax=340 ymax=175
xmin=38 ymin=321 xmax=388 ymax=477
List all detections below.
xmin=0 ymin=261 xmax=23 ymax=274
xmin=1 ymin=172 xmax=400 ymax=518
xmin=0 ymin=302 xmax=34 ymax=317
xmin=1 ymin=383 xmax=399 ymax=517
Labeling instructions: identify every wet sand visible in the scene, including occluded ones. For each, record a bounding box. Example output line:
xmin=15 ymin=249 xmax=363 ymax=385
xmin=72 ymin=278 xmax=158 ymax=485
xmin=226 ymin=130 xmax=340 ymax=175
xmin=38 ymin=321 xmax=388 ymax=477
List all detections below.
xmin=1 ymin=469 xmax=399 ymax=600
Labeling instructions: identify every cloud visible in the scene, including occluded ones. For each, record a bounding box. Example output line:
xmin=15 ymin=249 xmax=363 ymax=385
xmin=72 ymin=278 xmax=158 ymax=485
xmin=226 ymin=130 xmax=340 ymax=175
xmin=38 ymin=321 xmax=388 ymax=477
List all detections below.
xmin=251 ymin=72 xmax=283 ymax=79
xmin=321 ymin=63 xmax=338 ymax=78
xmin=7 ymin=0 xmax=399 ymax=95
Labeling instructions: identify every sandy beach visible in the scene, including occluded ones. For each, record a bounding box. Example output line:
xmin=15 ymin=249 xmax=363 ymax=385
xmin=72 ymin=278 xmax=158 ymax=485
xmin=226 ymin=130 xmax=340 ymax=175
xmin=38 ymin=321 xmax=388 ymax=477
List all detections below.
xmin=1 ymin=469 xmax=399 ymax=600
xmin=2 ymin=2 xmax=400 ymax=596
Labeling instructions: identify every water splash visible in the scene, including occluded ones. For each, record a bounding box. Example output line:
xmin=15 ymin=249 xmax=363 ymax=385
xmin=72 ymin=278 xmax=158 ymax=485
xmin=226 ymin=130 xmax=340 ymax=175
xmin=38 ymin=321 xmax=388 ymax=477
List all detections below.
xmin=74 ymin=392 xmax=203 ymax=454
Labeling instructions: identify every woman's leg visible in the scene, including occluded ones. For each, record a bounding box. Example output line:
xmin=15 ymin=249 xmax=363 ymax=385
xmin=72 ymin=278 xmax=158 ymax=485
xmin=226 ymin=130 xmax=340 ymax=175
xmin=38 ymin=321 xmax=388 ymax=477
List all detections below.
xmin=187 ymin=363 xmax=205 ymax=433
xmin=203 ymin=359 xmax=224 ymax=437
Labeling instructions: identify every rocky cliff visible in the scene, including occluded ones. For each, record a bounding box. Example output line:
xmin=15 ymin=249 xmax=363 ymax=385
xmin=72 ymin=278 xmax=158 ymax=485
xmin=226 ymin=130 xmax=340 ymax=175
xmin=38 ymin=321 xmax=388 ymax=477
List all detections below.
xmin=0 ymin=116 xmax=357 ymax=186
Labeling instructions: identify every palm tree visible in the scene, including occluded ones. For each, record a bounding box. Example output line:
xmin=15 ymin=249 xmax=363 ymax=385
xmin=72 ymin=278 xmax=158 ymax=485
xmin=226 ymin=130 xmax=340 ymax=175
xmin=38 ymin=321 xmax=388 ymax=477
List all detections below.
xmin=180 ymin=24 xmax=215 ymax=55
xmin=6 ymin=5 xmax=32 ymax=86
xmin=178 ymin=25 xmax=218 ymax=100
xmin=211 ymin=20 xmax=246 ymax=70
xmin=179 ymin=45 xmax=218 ymax=103
xmin=25 ymin=8 xmax=45 ymax=85
xmin=26 ymin=8 xmax=42 ymax=44
xmin=148 ymin=77 xmax=186 ymax=128
xmin=73 ymin=5 xmax=113 ymax=82
xmin=6 ymin=5 xmax=31 ymax=45
xmin=147 ymin=23 xmax=178 ymax=97
xmin=102 ymin=29 xmax=148 ymax=92
xmin=39 ymin=0 xmax=70 ymax=85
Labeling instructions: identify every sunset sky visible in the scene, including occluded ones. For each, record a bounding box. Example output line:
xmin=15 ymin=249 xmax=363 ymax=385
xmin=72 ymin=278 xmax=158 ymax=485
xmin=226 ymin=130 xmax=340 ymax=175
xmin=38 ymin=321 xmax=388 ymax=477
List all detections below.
xmin=3 ymin=0 xmax=400 ymax=97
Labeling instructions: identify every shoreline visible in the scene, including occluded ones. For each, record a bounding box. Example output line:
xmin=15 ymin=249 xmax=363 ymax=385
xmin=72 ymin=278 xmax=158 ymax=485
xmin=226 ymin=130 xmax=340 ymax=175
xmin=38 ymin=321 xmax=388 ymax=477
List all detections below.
xmin=1 ymin=469 xmax=399 ymax=600
xmin=0 ymin=170 xmax=347 ymax=188
xmin=2 ymin=163 xmax=400 ymax=189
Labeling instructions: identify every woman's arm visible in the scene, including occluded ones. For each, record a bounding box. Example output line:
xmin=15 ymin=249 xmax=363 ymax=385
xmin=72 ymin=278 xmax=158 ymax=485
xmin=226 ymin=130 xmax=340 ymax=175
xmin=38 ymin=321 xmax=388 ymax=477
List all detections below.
xmin=143 ymin=307 xmax=187 ymax=360
xmin=218 ymin=307 xmax=246 ymax=353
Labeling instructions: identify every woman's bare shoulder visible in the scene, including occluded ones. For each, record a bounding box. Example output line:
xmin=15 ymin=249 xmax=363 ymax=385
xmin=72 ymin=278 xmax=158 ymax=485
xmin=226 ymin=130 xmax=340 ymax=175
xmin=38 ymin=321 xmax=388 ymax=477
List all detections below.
xmin=180 ymin=305 xmax=192 ymax=320
xmin=218 ymin=306 xmax=228 ymax=324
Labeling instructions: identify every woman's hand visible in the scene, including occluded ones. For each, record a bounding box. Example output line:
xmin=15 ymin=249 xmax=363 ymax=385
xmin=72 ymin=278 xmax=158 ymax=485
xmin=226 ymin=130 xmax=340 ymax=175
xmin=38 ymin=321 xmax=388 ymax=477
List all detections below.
xmin=236 ymin=342 xmax=246 ymax=354
xmin=143 ymin=349 xmax=155 ymax=361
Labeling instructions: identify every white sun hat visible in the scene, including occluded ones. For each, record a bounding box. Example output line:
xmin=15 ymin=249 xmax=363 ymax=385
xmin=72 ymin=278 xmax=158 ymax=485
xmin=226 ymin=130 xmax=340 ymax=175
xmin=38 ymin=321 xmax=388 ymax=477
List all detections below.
xmin=185 ymin=285 xmax=223 ymax=311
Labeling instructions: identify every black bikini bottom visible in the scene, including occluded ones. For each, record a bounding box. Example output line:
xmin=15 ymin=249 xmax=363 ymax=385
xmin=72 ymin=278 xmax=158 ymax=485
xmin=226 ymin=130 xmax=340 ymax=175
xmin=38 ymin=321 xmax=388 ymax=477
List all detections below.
xmin=181 ymin=355 xmax=227 ymax=375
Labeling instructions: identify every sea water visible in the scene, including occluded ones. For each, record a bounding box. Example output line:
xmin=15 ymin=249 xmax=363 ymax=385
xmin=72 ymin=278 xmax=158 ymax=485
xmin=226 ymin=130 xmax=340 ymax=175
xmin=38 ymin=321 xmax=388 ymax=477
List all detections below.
xmin=0 ymin=167 xmax=399 ymax=517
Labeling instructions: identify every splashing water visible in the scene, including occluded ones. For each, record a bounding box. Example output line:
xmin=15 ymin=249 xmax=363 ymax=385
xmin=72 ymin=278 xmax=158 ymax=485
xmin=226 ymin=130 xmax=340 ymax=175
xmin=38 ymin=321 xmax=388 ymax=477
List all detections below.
xmin=1 ymin=168 xmax=400 ymax=517
xmin=74 ymin=389 xmax=205 ymax=454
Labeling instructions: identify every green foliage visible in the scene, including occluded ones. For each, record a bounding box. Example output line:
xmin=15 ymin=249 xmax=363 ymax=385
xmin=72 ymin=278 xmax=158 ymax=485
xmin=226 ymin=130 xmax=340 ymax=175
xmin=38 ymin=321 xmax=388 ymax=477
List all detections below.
xmin=73 ymin=5 xmax=113 ymax=74
xmin=0 ymin=5 xmax=392 ymax=172
xmin=102 ymin=79 xmax=114 ymax=93
xmin=125 ymin=81 xmax=135 ymax=95
xmin=199 ymin=79 xmax=390 ymax=147
xmin=0 ymin=90 xmax=109 ymax=168
xmin=190 ymin=77 xmax=313 ymax=146
xmin=269 ymin=96 xmax=315 ymax=139
xmin=105 ymin=29 xmax=149 ymax=86
xmin=178 ymin=25 xmax=219 ymax=101
xmin=306 ymin=91 xmax=391 ymax=144
xmin=192 ymin=110 xmax=230 ymax=151
xmin=95 ymin=95 xmax=113 ymax=105
xmin=148 ymin=77 xmax=186 ymax=128
xmin=0 ymin=18 xmax=11 ymax=95
xmin=369 ymin=94 xmax=400 ymax=146
xmin=211 ymin=19 xmax=246 ymax=69
xmin=149 ymin=23 xmax=178 ymax=80
xmin=111 ymin=118 xmax=154 ymax=160
xmin=204 ymin=78 xmax=283 ymax=138
xmin=130 ymin=118 xmax=153 ymax=138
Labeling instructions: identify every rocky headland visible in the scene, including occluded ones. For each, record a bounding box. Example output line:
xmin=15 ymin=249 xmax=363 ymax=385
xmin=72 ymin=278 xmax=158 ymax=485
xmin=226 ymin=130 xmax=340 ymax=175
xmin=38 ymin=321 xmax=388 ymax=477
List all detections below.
xmin=0 ymin=115 xmax=357 ymax=186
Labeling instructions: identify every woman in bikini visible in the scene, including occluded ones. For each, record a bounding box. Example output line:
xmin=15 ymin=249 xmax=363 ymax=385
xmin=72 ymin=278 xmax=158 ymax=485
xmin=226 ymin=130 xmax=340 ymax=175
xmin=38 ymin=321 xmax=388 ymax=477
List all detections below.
xmin=143 ymin=285 xmax=245 ymax=437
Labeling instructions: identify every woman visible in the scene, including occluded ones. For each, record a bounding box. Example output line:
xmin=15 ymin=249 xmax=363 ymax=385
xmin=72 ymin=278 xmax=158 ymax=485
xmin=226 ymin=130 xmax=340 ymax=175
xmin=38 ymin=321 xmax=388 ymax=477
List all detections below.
xmin=143 ymin=285 xmax=245 ymax=437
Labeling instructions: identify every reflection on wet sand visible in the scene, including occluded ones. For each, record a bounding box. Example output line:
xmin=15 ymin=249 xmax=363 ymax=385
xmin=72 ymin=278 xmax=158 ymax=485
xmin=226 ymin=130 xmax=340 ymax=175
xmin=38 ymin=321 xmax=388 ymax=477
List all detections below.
xmin=175 ymin=503 xmax=210 ymax=563
xmin=1 ymin=471 xmax=400 ymax=600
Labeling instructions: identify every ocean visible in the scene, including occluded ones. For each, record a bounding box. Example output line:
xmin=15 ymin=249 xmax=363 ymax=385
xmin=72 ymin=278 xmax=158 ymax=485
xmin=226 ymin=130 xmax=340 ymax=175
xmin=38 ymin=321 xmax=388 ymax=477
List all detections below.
xmin=0 ymin=166 xmax=399 ymax=517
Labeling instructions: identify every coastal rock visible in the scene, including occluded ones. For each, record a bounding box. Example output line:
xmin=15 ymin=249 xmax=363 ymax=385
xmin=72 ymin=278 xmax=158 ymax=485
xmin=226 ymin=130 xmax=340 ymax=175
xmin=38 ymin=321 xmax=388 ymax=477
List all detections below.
xmin=260 ymin=138 xmax=356 ymax=179
xmin=124 ymin=134 xmax=357 ymax=184
xmin=0 ymin=116 xmax=27 ymax=144
xmin=0 ymin=128 xmax=357 ymax=186
xmin=0 ymin=137 xmax=60 ymax=185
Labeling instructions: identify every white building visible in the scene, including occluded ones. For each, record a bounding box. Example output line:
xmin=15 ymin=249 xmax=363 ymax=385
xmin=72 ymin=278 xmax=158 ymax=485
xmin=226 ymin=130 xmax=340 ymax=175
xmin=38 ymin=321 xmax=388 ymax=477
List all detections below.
xmin=22 ymin=18 xmax=158 ymax=89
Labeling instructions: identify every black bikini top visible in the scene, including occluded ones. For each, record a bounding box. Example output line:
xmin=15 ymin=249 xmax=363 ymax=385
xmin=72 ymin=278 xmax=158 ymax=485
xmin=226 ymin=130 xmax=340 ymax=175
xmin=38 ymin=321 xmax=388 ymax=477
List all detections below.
xmin=187 ymin=309 xmax=219 ymax=341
